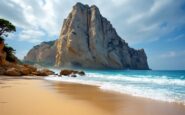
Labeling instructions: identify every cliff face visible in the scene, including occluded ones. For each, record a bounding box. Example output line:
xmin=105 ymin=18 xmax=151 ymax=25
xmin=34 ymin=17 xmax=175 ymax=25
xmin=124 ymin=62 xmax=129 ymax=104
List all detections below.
xmin=24 ymin=41 xmax=56 ymax=66
xmin=0 ymin=41 xmax=6 ymax=65
xmin=24 ymin=3 xmax=149 ymax=70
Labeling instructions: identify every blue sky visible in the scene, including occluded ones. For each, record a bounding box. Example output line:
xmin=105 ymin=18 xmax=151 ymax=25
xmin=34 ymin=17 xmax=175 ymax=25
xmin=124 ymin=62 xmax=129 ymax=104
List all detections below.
xmin=0 ymin=0 xmax=185 ymax=70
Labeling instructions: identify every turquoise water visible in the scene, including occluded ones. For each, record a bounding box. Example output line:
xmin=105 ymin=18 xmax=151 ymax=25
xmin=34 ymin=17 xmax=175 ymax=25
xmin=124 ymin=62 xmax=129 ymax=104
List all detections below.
xmin=45 ymin=70 xmax=185 ymax=105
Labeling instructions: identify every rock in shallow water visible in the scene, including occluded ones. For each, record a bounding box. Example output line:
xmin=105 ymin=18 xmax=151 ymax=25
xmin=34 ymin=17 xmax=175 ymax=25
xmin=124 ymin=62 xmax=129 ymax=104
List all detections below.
xmin=70 ymin=74 xmax=77 ymax=77
xmin=60 ymin=69 xmax=85 ymax=76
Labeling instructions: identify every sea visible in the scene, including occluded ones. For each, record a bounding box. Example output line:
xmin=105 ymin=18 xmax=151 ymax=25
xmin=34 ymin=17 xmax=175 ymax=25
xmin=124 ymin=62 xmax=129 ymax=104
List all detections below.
xmin=45 ymin=70 xmax=185 ymax=105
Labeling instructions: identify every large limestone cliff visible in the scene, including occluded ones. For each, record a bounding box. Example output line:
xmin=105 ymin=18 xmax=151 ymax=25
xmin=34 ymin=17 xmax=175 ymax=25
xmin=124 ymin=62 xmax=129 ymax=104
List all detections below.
xmin=24 ymin=3 xmax=149 ymax=70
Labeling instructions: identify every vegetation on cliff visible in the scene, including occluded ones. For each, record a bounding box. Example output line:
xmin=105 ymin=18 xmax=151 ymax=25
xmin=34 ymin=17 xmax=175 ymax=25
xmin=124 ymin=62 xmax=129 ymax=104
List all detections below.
xmin=0 ymin=18 xmax=17 ymax=63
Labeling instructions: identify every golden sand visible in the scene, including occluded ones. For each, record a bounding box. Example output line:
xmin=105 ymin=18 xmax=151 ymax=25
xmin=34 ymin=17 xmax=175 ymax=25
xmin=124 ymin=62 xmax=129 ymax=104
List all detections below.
xmin=0 ymin=77 xmax=110 ymax=115
xmin=0 ymin=76 xmax=185 ymax=115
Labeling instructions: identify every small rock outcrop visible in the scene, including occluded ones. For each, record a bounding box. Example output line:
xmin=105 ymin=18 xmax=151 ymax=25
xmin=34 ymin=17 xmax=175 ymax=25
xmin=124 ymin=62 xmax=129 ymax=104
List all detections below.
xmin=24 ymin=2 xmax=149 ymax=70
xmin=0 ymin=49 xmax=55 ymax=77
xmin=0 ymin=61 xmax=55 ymax=76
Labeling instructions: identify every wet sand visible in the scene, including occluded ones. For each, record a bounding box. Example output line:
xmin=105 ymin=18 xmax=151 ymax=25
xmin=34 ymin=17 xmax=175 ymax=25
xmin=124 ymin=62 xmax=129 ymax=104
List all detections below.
xmin=0 ymin=76 xmax=185 ymax=115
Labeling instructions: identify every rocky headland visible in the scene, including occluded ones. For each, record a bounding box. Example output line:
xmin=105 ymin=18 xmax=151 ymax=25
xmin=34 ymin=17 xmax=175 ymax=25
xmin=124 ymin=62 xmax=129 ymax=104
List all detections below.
xmin=24 ymin=3 xmax=149 ymax=70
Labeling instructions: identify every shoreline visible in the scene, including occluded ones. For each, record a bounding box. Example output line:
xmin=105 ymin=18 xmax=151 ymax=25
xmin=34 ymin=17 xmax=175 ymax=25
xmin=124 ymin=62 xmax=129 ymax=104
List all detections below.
xmin=0 ymin=76 xmax=185 ymax=115
xmin=45 ymin=75 xmax=185 ymax=106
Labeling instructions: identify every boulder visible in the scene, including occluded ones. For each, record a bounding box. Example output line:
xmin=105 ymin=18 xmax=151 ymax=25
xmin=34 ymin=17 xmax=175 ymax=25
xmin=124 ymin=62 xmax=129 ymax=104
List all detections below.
xmin=60 ymin=69 xmax=85 ymax=76
xmin=40 ymin=69 xmax=55 ymax=75
xmin=60 ymin=70 xmax=74 ymax=76
xmin=5 ymin=68 xmax=21 ymax=76
xmin=78 ymin=71 xmax=85 ymax=76
xmin=32 ymin=69 xmax=55 ymax=76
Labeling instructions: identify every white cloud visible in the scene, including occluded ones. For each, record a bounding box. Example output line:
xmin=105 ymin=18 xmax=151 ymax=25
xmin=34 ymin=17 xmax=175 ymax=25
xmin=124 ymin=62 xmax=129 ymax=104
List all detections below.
xmin=167 ymin=34 xmax=185 ymax=42
xmin=9 ymin=0 xmax=60 ymax=36
xmin=18 ymin=29 xmax=45 ymax=43
xmin=160 ymin=51 xmax=176 ymax=58
xmin=160 ymin=51 xmax=185 ymax=58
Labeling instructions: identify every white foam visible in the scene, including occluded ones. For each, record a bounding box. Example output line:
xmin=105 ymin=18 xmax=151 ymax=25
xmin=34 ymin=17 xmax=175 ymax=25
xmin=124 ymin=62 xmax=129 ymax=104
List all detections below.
xmin=45 ymin=75 xmax=101 ymax=86
xmin=99 ymin=83 xmax=184 ymax=104
xmin=86 ymin=73 xmax=185 ymax=86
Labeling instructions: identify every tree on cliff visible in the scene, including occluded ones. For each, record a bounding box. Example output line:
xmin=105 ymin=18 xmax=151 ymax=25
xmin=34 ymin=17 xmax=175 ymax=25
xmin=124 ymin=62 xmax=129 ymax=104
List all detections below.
xmin=0 ymin=19 xmax=16 ymax=37
xmin=0 ymin=18 xmax=17 ymax=62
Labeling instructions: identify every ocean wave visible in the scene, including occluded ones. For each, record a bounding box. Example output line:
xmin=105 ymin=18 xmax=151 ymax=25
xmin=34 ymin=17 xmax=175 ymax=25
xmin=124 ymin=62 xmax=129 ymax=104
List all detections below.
xmin=99 ymin=83 xmax=185 ymax=105
xmin=86 ymin=73 xmax=185 ymax=86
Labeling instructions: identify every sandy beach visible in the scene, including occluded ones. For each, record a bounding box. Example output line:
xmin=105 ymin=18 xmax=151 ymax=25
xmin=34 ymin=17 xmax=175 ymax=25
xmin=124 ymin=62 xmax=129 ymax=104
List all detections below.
xmin=0 ymin=76 xmax=185 ymax=115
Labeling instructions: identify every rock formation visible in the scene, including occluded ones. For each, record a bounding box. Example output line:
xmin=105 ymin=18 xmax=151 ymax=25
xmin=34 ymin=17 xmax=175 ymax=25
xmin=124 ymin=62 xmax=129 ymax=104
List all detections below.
xmin=24 ymin=41 xmax=56 ymax=66
xmin=0 ymin=41 xmax=7 ymax=65
xmin=2 ymin=63 xmax=55 ymax=76
xmin=0 ymin=40 xmax=55 ymax=76
xmin=24 ymin=2 xmax=149 ymax=70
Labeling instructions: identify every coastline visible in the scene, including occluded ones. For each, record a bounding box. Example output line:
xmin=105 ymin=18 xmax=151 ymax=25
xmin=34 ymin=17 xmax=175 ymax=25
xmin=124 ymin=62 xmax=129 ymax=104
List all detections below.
xmin=0 ymin=76 xmax=185 ymax=115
